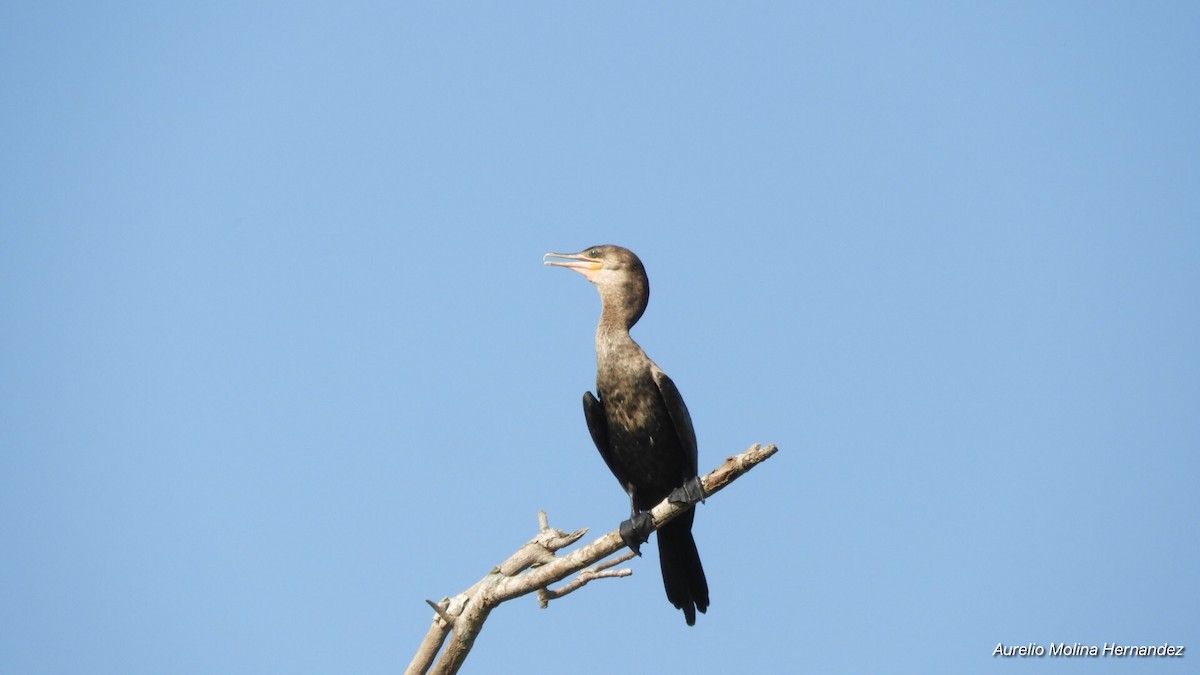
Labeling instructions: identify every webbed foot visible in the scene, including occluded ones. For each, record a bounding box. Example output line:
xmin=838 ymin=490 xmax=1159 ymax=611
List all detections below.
xmin=619 ymin=512 xmax=654 ymax=556
xmin=668 ymin=475 xmax=706 ymax=506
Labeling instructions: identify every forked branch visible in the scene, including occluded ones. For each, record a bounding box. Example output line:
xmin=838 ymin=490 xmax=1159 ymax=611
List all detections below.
xmin=404 ymin=442 xmax=778 ymax=675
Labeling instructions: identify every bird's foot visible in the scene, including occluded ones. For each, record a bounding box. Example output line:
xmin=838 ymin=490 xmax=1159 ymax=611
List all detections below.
xmin=669 ymin=476 xmax=706 ymax=506
xmin=619 ymin=512 xmax=654 ymax=556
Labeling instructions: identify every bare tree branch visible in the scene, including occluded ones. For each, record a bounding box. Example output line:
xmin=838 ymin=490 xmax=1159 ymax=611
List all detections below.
xmin=403 ymin=442 xmax=778 ymax=675
xmin=537 ymin=550 xmax=637 ymax=606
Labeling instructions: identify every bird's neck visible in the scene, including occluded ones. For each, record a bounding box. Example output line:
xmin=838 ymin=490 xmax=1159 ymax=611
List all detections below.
xmin=592 ymin=278 xmax=650 ymax=371
xmin=594 ymin=320 xmax=644 ymax=371
xmin=595 ymin=279 xmax=647 ymax=331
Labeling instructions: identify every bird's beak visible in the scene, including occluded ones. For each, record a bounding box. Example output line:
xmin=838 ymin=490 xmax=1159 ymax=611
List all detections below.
xmin=544 ymin=251 xmax=603 ymax=280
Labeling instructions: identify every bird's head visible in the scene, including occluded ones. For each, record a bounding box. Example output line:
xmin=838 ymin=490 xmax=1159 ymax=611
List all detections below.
xmin=544 ymin=245 xmax=650 ymax=327
xmin=543 ymin=245 xmax=645 ymax=282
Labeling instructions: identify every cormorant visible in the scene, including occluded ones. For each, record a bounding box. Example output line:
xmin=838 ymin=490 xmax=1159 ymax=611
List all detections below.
xmin=544 ymin=245 xmax=709 ymax=625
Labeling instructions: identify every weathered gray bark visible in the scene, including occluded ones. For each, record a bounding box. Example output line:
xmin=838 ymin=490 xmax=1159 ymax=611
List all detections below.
xmin=404 ymin=442 xmax=778 ymax=675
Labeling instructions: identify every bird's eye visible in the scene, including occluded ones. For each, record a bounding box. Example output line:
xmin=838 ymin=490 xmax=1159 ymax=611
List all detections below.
xmin=588 ymin=249 xmax=599 ymax=258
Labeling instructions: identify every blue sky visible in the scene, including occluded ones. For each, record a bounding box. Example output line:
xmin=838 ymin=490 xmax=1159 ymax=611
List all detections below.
xmin=2 ymin=2 xmax=1197 ymax=673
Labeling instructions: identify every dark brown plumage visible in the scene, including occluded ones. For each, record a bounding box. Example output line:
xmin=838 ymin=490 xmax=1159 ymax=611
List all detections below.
xmin=545 ymin=244 xmax=709 ymax=625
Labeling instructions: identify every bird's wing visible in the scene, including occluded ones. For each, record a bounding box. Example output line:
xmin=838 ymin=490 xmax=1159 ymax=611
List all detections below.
xmin=651 ymin=367 xmax=699 ymax=476
xmin=582 ymin=390 xmax=615 ymax=464
xmin=584 ymin=391 xmax=640 ymax=508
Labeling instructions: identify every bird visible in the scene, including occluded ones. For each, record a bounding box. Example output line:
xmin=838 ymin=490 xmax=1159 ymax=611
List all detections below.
xmin=544 ymin=244 xmax=709 ymax=625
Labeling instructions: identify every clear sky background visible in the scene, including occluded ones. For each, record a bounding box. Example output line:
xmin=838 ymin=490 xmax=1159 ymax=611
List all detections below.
xmin=2 ymin=3 xmax=1198 ymax=674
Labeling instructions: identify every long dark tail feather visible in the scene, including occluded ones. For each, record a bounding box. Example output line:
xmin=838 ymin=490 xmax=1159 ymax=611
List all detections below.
xmin=656 ymin=508 xmax=709 ymax=625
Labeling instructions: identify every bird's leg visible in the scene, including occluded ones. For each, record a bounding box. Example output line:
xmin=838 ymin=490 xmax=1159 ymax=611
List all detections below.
xmin=618 ymin=492 xmax=652 ymax=555
xmin=619 ymin=512 xmax=654 ymax=556
xmin=668 ymin=475 xmax=706 ymax=506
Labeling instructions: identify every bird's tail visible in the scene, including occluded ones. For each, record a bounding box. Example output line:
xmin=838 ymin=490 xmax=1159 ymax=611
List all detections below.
xmin=656 ymin=507 xmax=709 ymax=625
